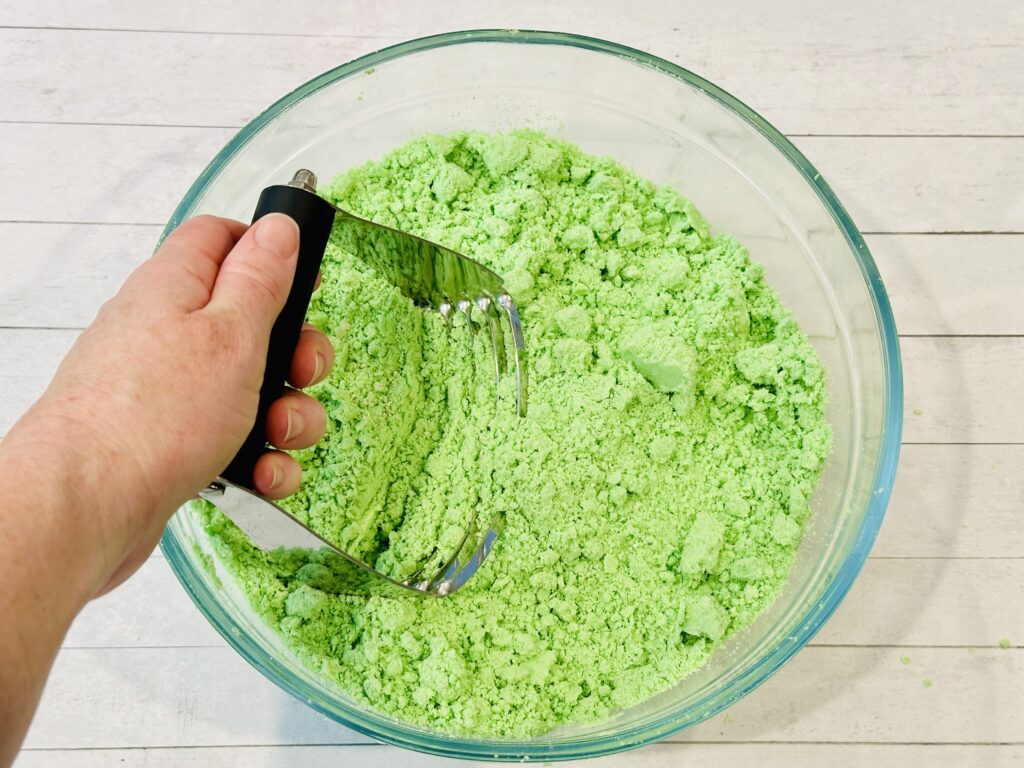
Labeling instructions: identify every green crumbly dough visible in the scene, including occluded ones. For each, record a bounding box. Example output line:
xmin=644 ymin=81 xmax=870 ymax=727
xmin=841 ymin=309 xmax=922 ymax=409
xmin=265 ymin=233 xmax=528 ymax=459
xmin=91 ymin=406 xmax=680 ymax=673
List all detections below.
xmin=196 ymin=130 xmax=831 ymax=737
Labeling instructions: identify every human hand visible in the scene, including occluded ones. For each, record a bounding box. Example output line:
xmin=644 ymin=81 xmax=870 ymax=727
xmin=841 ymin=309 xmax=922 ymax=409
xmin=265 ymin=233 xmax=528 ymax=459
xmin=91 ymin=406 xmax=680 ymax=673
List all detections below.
xmin=5 ymin=213 xmax=333 ymax=593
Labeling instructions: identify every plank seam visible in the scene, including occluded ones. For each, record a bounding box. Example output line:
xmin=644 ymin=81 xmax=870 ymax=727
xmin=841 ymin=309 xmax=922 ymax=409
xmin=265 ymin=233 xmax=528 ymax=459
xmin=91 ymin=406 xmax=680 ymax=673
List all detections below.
xmin=2 ymin=120 xmax=1021 ymax=140
xmin=0 ymin=24 xmax=395 ymax=39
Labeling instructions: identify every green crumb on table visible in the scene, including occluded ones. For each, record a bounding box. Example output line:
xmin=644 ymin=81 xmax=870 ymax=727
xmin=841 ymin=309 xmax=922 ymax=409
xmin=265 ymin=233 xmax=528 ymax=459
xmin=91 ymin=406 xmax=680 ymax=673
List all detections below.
xmin=1000 ymin=638 xmax=1011 ymax=649
xmin=900 ymin=655 xmax=911 ymax=665
xmin=912 ymin=407 xmax=923 ymax=416
xmin=922 ymin=679 xmax=934 ymax=688
xmin=197 ymin=130 xmax=831 ymax=738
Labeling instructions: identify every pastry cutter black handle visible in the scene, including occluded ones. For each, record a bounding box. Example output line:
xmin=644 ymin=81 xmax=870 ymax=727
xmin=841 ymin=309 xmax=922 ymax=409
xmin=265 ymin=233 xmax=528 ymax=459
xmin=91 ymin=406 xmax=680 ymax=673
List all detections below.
xmin=220 ymin=170 xmax=336 ymax=488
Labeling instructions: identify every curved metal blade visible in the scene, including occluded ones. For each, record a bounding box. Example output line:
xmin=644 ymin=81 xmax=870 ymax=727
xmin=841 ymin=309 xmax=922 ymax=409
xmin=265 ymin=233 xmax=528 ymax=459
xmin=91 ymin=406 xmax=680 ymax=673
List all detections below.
xmin=330 ymin=209 xmax=506 ymax=309
xmin=199 ymin=478 xmax=500 ymax=597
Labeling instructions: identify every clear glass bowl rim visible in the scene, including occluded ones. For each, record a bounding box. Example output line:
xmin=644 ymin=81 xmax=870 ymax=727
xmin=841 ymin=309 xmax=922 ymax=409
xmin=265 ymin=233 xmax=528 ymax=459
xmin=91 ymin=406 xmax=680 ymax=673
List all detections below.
xmin=159 ymin=28 xmax=904 ymax=762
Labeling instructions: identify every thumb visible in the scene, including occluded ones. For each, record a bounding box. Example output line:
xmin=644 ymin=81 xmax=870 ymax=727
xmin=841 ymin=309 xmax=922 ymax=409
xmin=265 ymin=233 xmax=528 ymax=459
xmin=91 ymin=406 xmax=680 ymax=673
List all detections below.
xmin=206 ymin=213 xmax=300 ymax=338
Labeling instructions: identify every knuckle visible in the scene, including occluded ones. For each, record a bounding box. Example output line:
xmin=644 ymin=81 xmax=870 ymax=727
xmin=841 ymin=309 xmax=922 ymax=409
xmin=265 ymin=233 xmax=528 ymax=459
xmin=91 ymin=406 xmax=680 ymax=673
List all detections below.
xmin=166 ymin=214 xmax=240 ymax=254
xmin=165 ymin=215 xmax=210 ymax=244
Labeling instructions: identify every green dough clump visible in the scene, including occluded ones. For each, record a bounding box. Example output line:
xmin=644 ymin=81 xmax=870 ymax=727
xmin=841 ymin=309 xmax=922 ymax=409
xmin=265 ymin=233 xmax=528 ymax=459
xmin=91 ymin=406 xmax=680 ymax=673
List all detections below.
xmin=196 ymin=130 xmax=831 ymax=738
xmin=678 ymin=511 xmax=725 ymax=576
xmin=620 ymin=322 xmax=697 ymax=397
xmin=682 ymin=593 xmax=731 ymax=641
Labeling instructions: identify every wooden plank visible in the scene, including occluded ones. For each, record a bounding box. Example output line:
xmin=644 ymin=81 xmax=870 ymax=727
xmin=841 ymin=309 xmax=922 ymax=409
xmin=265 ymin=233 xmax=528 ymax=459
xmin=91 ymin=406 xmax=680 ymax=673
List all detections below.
xmin=689 ymin=647 xmax=1023 ymax=745
xmin=0 ymin=223 xmax=157 ymax=328
xmin=0 ymin=328 xmax=78 ymax=436
xmin=790 ymin=137 xmax=1024 ymax=234
xmin=22 ymin=647 xmax=372 ymax=750
xmin=5 ymin=332 xmax=1021 ymax=442
xmin=0 ymin=124 xmax=232 ymax=226
xmin=0 ymin=29 xmax=383 ymax=129
xmin=902 ymin=337 xmax=1024 ymax=443
xmin=4 ymin=227 xmax=1023 ymax=335
xmin=0 ymin=125 xmax=1021 ymax=232
xmin=63 ymin=556 xmax=222 ymax=649
xmin=22 ymin=646 xmax=1023 ymax=748
xmin=0 ymin=0 xmax=1020 ymax=136
xmin=872 ymin=444 xmax=1024 ymax=559
xmin=869 ymin=234 xmax=1024 ymax=336
xmin=14 ymin=743 xmax=1024 ymax=768
xmin=63 ymin=554 xmax=1024 ymax=650
xmin=814 ymin=558 xmax=1024 ymax=647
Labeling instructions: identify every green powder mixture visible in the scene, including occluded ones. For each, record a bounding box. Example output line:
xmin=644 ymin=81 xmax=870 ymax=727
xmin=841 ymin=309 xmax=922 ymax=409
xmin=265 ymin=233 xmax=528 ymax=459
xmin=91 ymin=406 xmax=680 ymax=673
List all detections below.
xmin=196 ymin=130 xmax=831 ymax=737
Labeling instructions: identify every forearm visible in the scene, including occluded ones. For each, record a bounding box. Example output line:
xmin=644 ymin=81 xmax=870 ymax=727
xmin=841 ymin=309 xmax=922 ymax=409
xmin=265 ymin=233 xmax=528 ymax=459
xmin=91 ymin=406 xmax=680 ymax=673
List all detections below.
xmin=0 ymin=403 xmax=140 ymax=765
xmin=0 ymin=213 xmax=323 ymax=764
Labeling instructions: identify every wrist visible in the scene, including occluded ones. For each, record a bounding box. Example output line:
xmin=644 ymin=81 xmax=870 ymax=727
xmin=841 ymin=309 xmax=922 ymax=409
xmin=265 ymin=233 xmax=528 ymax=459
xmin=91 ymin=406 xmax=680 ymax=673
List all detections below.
xmin=0 ymin=395 xmax=155 ymax=599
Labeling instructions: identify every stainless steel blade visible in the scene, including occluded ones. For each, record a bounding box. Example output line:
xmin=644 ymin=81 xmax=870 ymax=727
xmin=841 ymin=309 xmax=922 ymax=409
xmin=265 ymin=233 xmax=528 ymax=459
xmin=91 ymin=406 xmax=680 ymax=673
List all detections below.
xmin=330 ymin=210 xmax=506 ymax=309
xmin=198 ymin=479 xmax=500 ymax=597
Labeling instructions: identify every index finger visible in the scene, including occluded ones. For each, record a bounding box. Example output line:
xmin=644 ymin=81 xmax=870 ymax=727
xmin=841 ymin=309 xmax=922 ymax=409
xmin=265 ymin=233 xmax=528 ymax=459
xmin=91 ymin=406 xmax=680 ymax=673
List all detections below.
xmin=126 ymin=215 xmax=249 ymax=313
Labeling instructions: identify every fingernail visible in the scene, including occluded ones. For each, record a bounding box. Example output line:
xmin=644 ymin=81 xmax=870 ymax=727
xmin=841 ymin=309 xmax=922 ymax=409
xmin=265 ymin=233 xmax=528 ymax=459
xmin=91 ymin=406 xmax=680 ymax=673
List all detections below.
xmin=268 ymin=462 xmax=283 ymax=490
xmin=253 ymin=213 xmax=299 ymax=258
xmin=312 ymin=352 xmax=325 ymax=383
xmin=284 ymin=407 xmax=305 ymax=444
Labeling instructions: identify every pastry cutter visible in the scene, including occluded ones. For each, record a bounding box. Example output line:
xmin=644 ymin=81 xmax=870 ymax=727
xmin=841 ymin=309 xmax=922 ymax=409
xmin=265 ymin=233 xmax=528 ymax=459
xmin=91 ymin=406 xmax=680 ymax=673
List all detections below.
xmin=198 ymin=170 xmax=527 ymax=597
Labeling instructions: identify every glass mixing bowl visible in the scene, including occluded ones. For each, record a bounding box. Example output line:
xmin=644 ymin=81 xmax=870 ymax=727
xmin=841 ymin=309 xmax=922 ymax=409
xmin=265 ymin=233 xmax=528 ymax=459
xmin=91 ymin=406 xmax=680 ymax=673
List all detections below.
xmin=160 ymin=30 xmax=903 ymax=762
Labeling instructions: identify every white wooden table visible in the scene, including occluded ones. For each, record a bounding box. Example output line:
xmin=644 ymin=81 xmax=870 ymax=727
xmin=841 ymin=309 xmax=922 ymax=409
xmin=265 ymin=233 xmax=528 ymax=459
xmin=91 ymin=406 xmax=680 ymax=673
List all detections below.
xmin=1 ymin=1 xmax=1021 ymax=765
